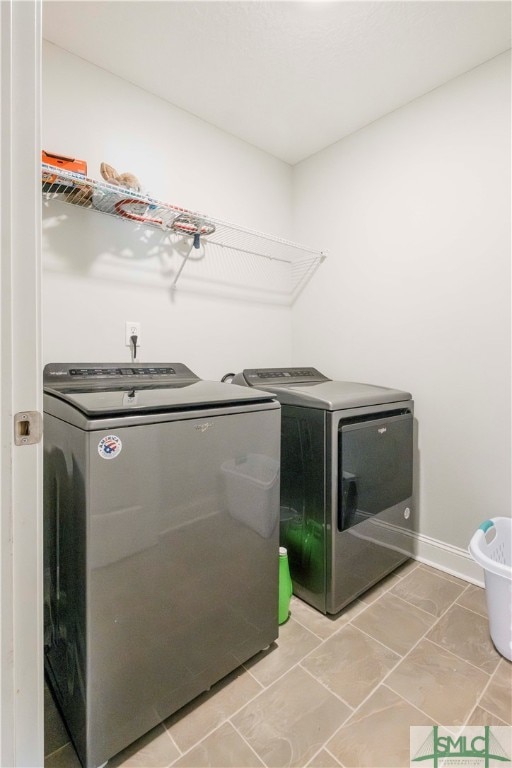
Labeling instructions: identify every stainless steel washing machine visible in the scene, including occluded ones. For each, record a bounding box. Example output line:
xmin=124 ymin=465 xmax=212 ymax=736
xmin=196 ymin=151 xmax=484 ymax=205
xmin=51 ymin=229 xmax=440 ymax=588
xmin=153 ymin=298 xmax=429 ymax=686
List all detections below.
xmin=44 ymin=363 xmax=280 ymax=768
xmin=231 ymin=367 xmax=414 ymax=614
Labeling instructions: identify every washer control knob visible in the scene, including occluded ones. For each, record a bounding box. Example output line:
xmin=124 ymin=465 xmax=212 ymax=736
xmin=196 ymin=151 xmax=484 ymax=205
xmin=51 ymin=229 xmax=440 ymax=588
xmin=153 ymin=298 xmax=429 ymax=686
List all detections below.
xmin=404 ymin=507 xmax=411 ymax=520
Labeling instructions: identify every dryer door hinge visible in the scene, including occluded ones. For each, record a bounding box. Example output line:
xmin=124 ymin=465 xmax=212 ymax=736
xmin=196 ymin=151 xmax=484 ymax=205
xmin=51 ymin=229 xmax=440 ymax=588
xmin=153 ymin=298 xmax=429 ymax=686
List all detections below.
xmin=14 ymin=411 xmax=43 ymax=446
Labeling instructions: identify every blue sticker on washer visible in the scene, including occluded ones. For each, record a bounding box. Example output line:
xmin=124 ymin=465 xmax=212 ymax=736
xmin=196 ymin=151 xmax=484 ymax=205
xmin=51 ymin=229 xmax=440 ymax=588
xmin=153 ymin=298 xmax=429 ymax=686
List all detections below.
xmin=98 ymin=435 xmax=122 ymax=460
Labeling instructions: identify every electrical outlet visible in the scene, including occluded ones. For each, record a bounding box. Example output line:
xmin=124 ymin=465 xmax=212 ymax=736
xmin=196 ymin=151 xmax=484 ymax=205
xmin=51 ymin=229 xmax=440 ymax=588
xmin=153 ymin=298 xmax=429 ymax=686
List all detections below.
xmin=125 ymin=321 xmax=141 ymax=347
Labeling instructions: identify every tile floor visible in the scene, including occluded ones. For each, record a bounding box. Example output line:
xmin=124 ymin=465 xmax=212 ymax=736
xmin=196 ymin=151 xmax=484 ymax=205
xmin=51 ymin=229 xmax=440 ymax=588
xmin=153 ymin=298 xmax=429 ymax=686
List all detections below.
xmin=45 ymin=561 xmax=512 ymax=767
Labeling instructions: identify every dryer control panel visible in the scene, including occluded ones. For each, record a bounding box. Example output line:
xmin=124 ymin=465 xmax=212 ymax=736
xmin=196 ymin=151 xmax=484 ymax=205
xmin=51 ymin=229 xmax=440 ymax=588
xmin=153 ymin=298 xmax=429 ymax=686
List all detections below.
xmin=235 ymin=367 xmax=331 ymax=387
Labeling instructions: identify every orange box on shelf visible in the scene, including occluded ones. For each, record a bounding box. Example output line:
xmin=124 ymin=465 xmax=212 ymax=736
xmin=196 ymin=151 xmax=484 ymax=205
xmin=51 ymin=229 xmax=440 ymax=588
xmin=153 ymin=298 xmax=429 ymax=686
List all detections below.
xmin=42 ymin=150 xmax=87 ymax=176
xmin=42 ymin=151 xmax=88 ymax=193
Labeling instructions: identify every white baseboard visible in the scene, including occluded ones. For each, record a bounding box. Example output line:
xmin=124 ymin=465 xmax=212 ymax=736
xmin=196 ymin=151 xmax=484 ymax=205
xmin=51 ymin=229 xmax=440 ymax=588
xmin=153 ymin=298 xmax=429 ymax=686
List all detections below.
xmin=356 ymin=517 xmax=486 ymax=587
xmin=411 ymin=531 xmax=485 ymax=587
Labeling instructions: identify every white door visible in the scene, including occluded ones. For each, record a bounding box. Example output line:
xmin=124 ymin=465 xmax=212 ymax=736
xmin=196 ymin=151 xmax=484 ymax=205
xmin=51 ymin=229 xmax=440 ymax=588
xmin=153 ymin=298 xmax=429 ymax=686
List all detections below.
xmin=0 ymin=1 xmax=43 ymax=765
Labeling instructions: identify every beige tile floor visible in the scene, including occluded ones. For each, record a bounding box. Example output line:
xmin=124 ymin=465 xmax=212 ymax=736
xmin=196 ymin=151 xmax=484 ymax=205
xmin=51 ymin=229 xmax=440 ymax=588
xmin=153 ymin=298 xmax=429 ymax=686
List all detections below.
xmin=45 ymin=561 xmax=512 ymax=768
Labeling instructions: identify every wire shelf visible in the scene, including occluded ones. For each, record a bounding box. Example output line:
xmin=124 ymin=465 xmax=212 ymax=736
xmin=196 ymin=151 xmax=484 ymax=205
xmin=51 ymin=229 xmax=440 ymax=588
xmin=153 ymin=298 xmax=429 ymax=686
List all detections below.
xmin=42 ymin=164 xmax=327 ymax=302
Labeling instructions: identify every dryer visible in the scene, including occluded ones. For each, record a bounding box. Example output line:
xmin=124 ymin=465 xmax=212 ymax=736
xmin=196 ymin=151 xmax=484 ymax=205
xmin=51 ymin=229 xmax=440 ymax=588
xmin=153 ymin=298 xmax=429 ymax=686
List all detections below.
xmin=232 ymin=367 xmax=414 ymax=614
xmin=44 ymin=363 xmax=280 ymax=768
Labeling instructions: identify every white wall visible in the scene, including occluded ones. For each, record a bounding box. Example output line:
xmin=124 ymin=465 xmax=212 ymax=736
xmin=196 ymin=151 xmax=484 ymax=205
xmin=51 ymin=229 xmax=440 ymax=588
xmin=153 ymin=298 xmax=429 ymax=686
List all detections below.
xmin=292 ymin=52 xmax=511 ymax=566
xmin=42 ymin=42 xmax=294 ymax=380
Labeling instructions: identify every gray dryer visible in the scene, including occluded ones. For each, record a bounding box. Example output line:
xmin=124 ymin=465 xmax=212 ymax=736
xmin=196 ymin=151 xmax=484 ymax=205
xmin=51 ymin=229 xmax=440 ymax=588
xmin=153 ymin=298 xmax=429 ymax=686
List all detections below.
xmin=232 ymin=367 xmax=414 ymax=614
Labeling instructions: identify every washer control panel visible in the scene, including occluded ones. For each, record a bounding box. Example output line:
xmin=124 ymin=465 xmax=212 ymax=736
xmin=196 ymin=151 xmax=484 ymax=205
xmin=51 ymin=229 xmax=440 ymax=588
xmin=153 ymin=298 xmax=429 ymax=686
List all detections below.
xmin=68 ymin=366 xmax=177 ymax=377
xmin=43 ymin=362 xmax=199 ymax=389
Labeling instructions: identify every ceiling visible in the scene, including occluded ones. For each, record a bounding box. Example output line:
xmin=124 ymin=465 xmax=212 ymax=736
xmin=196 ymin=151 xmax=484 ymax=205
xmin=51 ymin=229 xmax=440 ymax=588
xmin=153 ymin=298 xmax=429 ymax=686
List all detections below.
xmin=42 ymin=1 xmax=511 ymax=165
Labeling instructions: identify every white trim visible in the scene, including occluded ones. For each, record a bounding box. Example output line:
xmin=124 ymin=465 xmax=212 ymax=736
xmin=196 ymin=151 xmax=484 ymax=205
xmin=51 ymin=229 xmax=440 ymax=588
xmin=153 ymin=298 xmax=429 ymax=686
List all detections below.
xmin=349 ymin=515 xmax=485 ymax=586
xmin=1 ymin=1 xmax=43 ymax=765
xmin=1 ymin=4 xmax=16 ymax=761
xmin=411 ymin=531 xmax=485 ymax=587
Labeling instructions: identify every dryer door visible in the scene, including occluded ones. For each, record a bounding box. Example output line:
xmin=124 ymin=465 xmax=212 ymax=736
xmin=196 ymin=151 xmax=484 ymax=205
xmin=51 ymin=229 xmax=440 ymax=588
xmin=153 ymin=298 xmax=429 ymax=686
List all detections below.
xmin=328 ymin=409 xmax=414 ymax=613
xmin=338 ymin=410 xmax=413 ymax=532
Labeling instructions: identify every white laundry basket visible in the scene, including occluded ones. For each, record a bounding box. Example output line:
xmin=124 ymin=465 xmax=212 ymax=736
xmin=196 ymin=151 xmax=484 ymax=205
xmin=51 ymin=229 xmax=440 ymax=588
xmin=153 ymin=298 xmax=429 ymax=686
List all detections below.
xmin=469 ymin=517 xmax=512 ymax=661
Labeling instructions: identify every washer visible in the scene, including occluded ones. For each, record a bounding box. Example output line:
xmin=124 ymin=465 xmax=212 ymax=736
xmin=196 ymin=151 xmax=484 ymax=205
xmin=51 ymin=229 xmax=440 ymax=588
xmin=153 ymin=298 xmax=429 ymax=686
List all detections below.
xmin=43 ymin=363 xmax=280 ymax=768
xmin=232 ymin=367 xmax=414 ymax=614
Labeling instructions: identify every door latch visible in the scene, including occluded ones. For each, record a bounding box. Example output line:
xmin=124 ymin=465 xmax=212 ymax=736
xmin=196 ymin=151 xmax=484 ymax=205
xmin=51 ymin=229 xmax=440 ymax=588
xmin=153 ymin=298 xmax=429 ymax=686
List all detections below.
xmin=14 ymin=411 xmax=43 ymax=446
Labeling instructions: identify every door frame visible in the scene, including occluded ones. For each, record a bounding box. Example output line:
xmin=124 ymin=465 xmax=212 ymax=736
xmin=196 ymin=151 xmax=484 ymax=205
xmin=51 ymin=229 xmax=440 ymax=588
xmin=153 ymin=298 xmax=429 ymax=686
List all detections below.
xmin=0 ymin=1 xmax=43 ymax=764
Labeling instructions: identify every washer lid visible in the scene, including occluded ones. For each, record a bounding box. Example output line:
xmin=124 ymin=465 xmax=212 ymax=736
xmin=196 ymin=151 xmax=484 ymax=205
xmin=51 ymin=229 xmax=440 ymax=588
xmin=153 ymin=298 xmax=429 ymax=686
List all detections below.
xmin=43 ymin=363 xmax=275 ymax=416
xmin=45 ymin=381 xmax=277 ymax=417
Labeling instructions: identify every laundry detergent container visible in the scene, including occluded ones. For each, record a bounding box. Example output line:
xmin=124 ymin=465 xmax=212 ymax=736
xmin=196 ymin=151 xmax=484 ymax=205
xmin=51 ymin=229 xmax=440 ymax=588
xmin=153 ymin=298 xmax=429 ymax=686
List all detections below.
xmin=469 ymin=517 xmax=512 ymax=661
